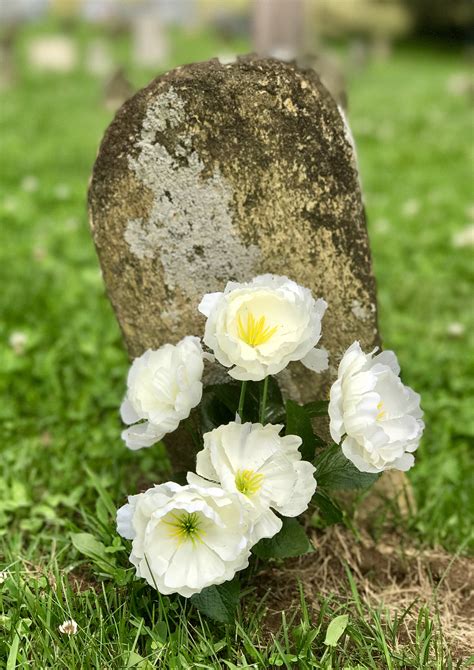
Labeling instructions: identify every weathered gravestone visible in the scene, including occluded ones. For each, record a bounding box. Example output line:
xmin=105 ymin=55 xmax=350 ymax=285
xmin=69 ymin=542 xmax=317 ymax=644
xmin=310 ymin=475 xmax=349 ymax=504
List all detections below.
xmin=89 ymin=56 xmax=380 ymax=472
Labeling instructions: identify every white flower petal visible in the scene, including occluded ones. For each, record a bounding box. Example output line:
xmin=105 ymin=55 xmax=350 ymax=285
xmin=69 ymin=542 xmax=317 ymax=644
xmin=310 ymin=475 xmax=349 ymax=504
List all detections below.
xmin=120 ymin=337 xmax=204 ymax=449
xmin=301 ymin=347 xmax=329 ymax=372
xmin=120 ymin=397 xmax=140 ymax=424
xmin=116 ymin=502 xmax=136 ymax=540
xmin=275 ymin=461 xmax=316 ymax=517
xmin=331 ymin=343 xmax=424 ymax=473
xmin=195 ymin=421 xmax=315 ymax=534
xmin=198 ymin=292 xmax=223 ymax=317
xmin=199 ymin=275 xmax=327 ymax=381
xmin=121 ymin=421 xmax=165 ymax=450
xmin=118 ymin=482 xmax=251 ymax=598
xmin=251 ymin=509 xmax=282 ymax=543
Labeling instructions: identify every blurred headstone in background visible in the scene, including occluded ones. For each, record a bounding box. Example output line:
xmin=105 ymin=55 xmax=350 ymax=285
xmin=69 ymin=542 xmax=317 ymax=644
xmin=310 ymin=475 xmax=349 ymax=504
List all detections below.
xmin=50 ymin=0 xmax=82 ymax=30
xmin=311 ymin=0 xmax=412 ymax=61
xmin=347 ymin=38 xmax=370 ymax=73
xmin=86 ymin=39 xmax=114 ymax=77
xmin=252 ymin=0 xmax=347 ymax=109
xmin=299 ymin=51 xmax=347 ymax=110
xmin=103 ymin=67 xmax=134 ymax=112
xmin=132 ymin=3 xmax=169 ymax=68
xmin=0 ymin=26 xmax=17 ymax=91
xmin=28 ymin=35 xmax=78 ymax=73
xmin=0 ymin=0 xmax=46 ymax=24
xmin=252 ymin=0 xmax=305 ymax=62
xmin=156 ymin=0 xmax=198 ymax=30
xmin=446 ymin=72 xmax=474 ymax=101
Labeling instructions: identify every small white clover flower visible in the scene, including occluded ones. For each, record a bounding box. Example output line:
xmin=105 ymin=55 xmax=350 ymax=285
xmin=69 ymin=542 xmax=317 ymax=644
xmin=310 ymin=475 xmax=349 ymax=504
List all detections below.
xmin=198 ymin=274 xmax=328 ymax=381
xmin=121 ymin=336 xmax=204 ymax=450
xmin=446 ymin=322 xmax=465 ymax=338
xmin=21 ymin=175 xmax=39 ymax=193
xmin=0 ymin=571 xmax=8 ymax=584
xmin=58 ymin=619 xmax=78 ymax=635
xmin=9 ymin=331 xmax=27 ymax=355
xmin=452 ymin=224 xmax=474 ymax=248
xmin=117 ymin=482 xmax=252 ymax=597
xmin=189 ymin=422 xmax=317 ymax=544
xmin=329 ymin=342 xmax=424 ymax=473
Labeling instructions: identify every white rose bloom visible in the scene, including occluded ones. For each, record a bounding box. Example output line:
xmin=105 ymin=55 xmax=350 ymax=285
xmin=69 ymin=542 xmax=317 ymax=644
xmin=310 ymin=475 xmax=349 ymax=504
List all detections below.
xmin=188 ymin=422 xmax=317 ymax=544
xmin=198 ymin=274 xmax=328 ymax=381
xmin=329 ymin=342 xmax=424 ymax=473
xmin=117 ymin=482 xmax=252 ymax=597
xmin=120 ymin=336 xmax=204 ymax=450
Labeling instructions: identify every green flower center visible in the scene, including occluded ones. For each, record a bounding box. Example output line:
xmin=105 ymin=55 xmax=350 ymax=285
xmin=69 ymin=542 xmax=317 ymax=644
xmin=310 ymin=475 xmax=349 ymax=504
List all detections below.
xmin=235 ymin=469 xmax=264 ymax=497
xmin=163 ymin=511 xmax=205 ymax=545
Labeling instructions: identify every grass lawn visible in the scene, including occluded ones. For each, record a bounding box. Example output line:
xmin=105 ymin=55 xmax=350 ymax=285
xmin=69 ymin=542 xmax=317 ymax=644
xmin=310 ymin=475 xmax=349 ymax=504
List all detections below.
xmin=1 ymin=21 xmax=473 ymax=668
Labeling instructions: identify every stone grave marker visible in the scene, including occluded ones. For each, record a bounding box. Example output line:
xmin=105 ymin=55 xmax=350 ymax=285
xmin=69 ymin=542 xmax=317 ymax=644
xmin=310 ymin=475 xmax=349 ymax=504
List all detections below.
xmin=103 ymin=67 xmax=134 ymax=113
xmin=28 ymin=35 xmax=78 ymax=73
xmin=132 ymin=12 xmax=168 ymax=68
xmin=89 ymin=56 xmax=380 ymax=471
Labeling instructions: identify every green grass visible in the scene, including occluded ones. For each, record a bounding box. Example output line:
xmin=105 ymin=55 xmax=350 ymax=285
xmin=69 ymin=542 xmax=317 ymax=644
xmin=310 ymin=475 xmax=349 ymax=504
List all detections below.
xmin=1 ymin=20 xmax=473 ymax=668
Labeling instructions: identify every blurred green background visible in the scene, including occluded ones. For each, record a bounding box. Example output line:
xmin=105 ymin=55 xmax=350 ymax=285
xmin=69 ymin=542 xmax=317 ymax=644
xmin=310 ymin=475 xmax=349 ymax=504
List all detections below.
xmin=1 ymin=0 xmax=473 ymax=561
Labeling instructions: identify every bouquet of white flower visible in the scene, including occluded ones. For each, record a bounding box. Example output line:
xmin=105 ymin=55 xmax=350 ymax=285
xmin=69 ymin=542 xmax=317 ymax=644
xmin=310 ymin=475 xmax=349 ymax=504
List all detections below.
xmin=116 ymin=274 xmax=424 ymax=620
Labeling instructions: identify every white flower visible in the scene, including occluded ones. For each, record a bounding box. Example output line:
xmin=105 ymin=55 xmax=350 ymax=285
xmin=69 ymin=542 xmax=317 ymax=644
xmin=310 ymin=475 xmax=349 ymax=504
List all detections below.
xmin=121 ymin=336 xmax=204 ymax=450
xmin=117 ymin=482 xmax=252 ymax=597
xmin=188 ymin=422 xmax=317 ymax=544
xmin=9 ymin=331 xmax=27 ymax=355
xmin=446 ymin=322 xmax=465 ymax=338
xmin=452 ymin=224 xmax=474 ymax=248
xmin=329 ymin=342 xmax=424 ymax=473
xmin=0 ymin=571 xmax=8 ymax=584
xmin=58 ymin=619 xmax=78 ymax=635
xmin=198 ymin=274 xmax=328 ymax=381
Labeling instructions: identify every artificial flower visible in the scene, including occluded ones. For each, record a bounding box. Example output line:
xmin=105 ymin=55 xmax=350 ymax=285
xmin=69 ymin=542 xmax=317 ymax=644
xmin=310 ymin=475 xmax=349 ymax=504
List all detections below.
xmin=120 ymin=336 xmax=204 ymax=450
xmin=329 ymin=342 xmax=424 ymax=473
xmin=198 ymin=274 xmax=328 ymax=381
xmin=189 ymin=421 xmax=317 ymax=543
xmin=117 ymin=481 xmax=252 ymax=597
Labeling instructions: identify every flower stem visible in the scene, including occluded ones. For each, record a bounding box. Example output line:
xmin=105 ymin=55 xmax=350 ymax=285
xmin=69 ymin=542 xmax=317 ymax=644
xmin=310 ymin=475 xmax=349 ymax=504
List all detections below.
xmin=238 ymin=381 xmax=248 ymax=421
xmin=259 ymin=376 xmax=269 ymax=424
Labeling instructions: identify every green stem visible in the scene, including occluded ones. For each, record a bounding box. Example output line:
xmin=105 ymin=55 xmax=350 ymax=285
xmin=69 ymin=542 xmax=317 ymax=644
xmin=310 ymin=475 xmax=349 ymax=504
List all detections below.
xmin=237 ymin=381 xmax=248 ymax=421
xmin=259 ymin=376 xmax=269 ymax=424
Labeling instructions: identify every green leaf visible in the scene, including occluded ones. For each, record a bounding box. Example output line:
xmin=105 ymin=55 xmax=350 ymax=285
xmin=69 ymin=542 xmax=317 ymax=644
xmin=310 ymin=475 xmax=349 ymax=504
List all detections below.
xmin=71 ymin=532 xmax=117 ymax=575
xmin=315 ymin=444 xmax=380 ymax=491
xmin=312 ymin=490 xmax=343 ymax=526
xmin=285 ymin=400 xmax=319 ymax=461
xmin=324 ymin=614 xmax=349 ymax=646
xmin=190 ymin=579 xmax=240 ymax=623
xmin=304 ymin=400 xmax=329 ymax=418
xmin=7 ymin=633 xmax=20 ymax=670
xmin=199 ymin=385 xmax=236 ymax=433
xmin=252 ymin=518 xmax=313 ymax=560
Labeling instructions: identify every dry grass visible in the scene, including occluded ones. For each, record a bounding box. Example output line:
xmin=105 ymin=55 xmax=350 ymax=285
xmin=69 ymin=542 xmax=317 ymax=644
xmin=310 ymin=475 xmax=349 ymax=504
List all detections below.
xmin=256 ymin=525 xmax=474 ymax=661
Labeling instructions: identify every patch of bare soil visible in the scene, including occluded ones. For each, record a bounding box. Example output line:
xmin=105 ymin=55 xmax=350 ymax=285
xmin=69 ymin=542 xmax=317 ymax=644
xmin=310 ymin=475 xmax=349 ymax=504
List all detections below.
xmin=254 ymin=526 xmax=474 ymax=662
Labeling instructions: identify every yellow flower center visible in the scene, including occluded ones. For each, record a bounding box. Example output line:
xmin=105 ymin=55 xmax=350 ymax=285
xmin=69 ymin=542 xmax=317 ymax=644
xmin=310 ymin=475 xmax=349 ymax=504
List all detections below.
xmin=235 ymin=469 xmax=264 ymax=497
xmin=237 ymin=312 xmax=278 ymax=347
xmin=163 ymin=511 xmax=205 ymax=545
xmin=376 ymin=401 xmax=386 ymax=421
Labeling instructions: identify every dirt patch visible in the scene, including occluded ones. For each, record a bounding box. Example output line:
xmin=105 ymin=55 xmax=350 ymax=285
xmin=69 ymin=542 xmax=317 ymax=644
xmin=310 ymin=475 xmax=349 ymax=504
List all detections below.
xmin=254 ymin=527 xmax=474 ymax=661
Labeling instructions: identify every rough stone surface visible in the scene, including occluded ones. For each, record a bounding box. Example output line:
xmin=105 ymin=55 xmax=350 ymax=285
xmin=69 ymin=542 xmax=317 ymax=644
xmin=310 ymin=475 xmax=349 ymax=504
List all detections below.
xmin=89 ymin=56 xmax=380 ymax=458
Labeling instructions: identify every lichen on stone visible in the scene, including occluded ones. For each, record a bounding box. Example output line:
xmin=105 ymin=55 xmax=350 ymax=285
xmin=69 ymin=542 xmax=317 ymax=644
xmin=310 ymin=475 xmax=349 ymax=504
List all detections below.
xmin=125 ymin=88 xmax=261 ymax=296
